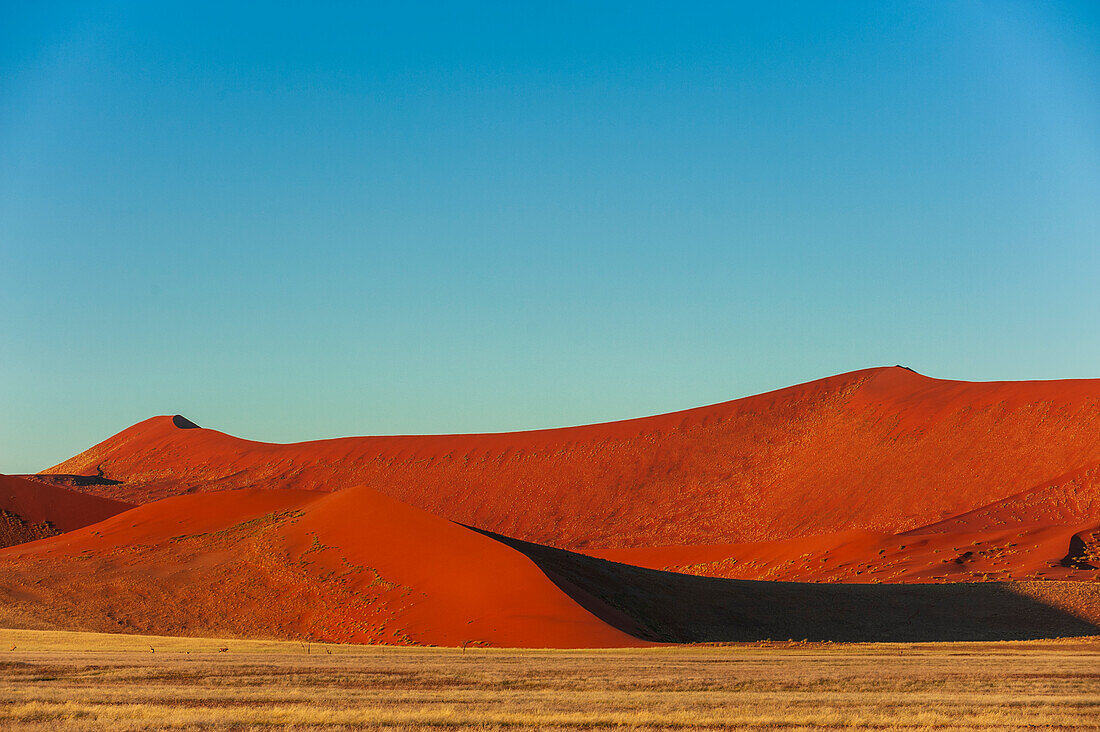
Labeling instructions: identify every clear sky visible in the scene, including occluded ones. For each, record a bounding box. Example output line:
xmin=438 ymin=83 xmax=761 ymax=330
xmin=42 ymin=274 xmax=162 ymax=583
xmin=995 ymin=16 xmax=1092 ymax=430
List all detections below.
xmin=2 ymin=1 xmax=1099 ymax=473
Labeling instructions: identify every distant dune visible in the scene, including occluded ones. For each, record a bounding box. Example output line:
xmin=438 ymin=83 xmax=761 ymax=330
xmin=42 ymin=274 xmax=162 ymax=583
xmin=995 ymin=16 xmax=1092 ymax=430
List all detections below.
xmin=5 ymin=366 xmax=1100 ymax=647
xmin=0 ymin=474 xmax=132 ymax=548
xmin=588 ymin=522 xmax=1100 ymax=583
xmin=40 ymin=366 xmax=1100 ymax=549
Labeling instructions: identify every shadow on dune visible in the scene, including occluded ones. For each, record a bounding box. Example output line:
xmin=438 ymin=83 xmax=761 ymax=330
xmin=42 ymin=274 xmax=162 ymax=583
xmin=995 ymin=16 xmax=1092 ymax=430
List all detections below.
xmin=470 ymin=527 xmax=1100 ymax=643
xmin=171 ymin=415 xmax=200 ymax=429
xmin=21 ymin=474 xmax=122 ymax=488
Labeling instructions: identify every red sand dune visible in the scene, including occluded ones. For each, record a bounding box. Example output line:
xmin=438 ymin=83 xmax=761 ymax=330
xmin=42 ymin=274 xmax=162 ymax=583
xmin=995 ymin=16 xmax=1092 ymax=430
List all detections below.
xmin=8 ymin=366 xmax=1100 ymax=646
xmin=42 ymin=367 xmax=1100 ymax=550
xmin=0 ymin=486 xmax=644 ymax=648
xmin=586 ymin=459 xmax=1100 ymax=584
xmin=2 ymin=484 xmax=1097 ymax=644
xmin=0 ymin=474 xmax=132 ymax=548
xmin=589 ymin=522 xmax=1100 ymax=584
xmin=901 ymin=463 xmax=1100 ymax=535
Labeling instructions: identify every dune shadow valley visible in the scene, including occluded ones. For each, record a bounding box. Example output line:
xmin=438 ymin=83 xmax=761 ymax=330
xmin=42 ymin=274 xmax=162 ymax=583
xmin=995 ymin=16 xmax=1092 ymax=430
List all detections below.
xmin=2 ymin=366 xmax=1099 ymax=648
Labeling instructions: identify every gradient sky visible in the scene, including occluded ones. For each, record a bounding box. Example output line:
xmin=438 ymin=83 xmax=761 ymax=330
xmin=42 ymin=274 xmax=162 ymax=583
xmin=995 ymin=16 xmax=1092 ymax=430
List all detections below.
xmin=2 ymin=1 xmax=1099 ymax=473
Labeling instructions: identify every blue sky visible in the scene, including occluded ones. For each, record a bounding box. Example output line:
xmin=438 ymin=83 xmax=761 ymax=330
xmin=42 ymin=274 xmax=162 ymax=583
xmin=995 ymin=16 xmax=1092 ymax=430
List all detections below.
xmin=2 ymin=1 xmax=1099 ymax=472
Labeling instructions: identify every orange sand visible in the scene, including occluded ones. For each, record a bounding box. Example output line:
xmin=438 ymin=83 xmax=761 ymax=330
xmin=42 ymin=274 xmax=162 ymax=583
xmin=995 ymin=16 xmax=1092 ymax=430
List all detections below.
xmin=4 ymin=366 xmax=1099 ymax=646
xmin=0 ymin=487 xmax=644 ymax=648
xmin=42 ymin=367 xmax=1100 ymax=549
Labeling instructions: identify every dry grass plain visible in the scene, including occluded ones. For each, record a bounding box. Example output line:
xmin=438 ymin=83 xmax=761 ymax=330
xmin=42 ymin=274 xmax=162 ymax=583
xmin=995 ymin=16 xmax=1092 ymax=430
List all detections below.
xmin=0 ymin=629 xmax=1098 ymax=731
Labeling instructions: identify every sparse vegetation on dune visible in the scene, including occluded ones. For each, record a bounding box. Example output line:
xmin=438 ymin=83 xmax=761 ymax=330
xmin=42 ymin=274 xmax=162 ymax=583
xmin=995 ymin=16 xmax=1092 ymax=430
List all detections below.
xmin=1 ymin=629 xmax=1099 ymax=731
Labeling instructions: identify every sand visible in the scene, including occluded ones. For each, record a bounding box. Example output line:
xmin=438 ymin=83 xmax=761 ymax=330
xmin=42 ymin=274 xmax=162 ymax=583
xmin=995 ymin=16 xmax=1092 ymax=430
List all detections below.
xmin=3 ymin=366 xmax=1098 ymax=647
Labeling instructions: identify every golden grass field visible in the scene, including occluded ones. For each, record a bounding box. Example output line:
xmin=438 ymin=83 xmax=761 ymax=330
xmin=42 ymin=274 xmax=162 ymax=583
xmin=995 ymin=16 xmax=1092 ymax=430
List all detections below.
xmin=0 ymin=629 xmax=1098 ymax=730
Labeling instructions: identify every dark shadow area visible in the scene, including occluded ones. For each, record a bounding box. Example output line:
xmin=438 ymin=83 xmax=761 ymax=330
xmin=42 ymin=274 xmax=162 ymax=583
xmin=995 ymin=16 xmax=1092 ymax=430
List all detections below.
xmin=172 ymin=415 xmax=200 ymax=429
xmin=21 ymin=474 xmax=122 ymax=487
xmin=1062 ymin=533 xmax=1098 ymax=570
xmin=468 ymin=527 xmax=1100 ymax=642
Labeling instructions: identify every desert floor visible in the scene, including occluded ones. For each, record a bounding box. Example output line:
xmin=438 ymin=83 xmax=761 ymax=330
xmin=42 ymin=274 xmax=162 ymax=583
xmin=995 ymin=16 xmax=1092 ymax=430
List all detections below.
xmin=0 ymin=629 xmax=1097 ymax=731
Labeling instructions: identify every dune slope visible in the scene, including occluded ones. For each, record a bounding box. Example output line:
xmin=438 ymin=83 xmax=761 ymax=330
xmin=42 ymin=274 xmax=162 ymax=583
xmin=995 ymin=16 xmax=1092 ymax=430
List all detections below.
xmin=903 ymin=463 xmax=1100 ymax=535
xmin=41 ymin=367 xmax=1100 ymax=549
xmin=0 ymin=487 xmax=643 ymax=648
xmin=588 ymin=522 xmax=1100 ymax=585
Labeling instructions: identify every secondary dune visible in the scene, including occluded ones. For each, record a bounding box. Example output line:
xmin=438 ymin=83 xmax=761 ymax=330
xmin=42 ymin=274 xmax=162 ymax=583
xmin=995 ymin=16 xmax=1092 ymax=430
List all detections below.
xmin=902 ymin=463 xmax=1100 ymax=535
xmin=0 ymin=474 xmax=132 ymax=548
xmin=588 ymin=522 xmax=1100 ymax=584
xmin=41 ymin=367 xmax=1100 ymax=550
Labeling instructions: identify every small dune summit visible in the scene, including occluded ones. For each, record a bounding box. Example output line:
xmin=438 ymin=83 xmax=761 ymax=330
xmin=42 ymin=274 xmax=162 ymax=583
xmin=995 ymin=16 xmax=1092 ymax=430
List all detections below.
xmin=5 ymin=366 xmax=1100 ymax=646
